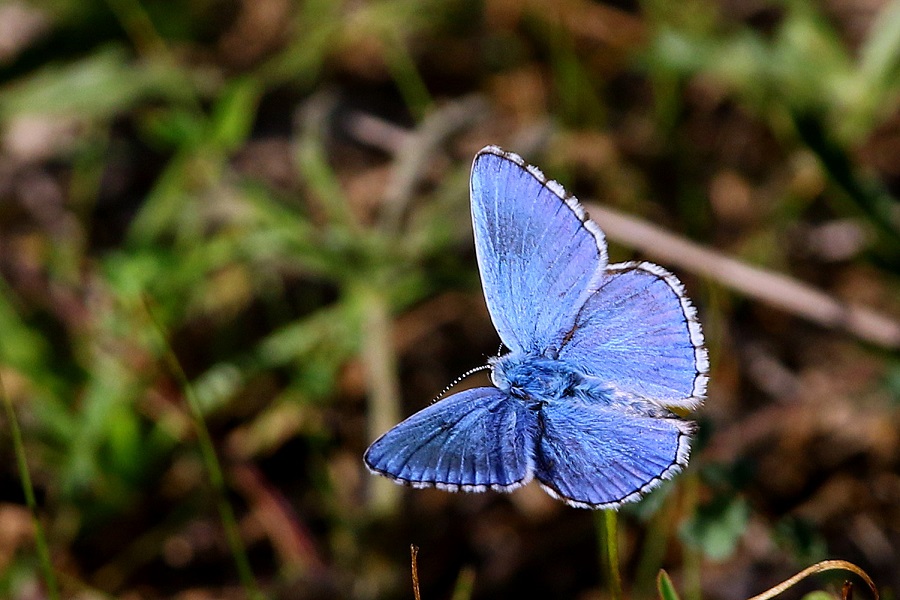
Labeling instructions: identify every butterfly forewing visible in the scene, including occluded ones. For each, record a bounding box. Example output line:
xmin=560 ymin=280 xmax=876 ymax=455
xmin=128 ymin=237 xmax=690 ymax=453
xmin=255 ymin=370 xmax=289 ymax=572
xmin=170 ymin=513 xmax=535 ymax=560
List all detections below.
xmin=470 ymin=147 xmax=608 ymax=354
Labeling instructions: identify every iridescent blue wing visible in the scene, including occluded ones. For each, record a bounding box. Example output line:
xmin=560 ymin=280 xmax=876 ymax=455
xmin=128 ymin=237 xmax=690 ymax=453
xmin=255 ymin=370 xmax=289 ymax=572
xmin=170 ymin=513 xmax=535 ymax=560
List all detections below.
xmin=364 ymin=388 xmax=536 ymax=491
xmin=470 ymin=146 xmax=608 ymax=354
xmin=558 ymin=261 xmax=708 ymax=408
xmin=536 ymin=400 xmax=693 ymax=508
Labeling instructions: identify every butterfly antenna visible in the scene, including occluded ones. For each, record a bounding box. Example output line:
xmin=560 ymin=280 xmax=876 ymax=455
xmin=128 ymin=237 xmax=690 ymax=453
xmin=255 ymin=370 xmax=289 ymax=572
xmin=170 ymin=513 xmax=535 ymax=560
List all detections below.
xmin=432 ymin=364 xmax=492 ymax=403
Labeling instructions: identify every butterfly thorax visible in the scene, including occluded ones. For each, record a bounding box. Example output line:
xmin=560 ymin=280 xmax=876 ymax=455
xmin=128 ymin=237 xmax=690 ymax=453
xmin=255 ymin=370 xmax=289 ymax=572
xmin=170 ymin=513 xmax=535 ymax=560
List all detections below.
xmin=490 ymin=352 xmax=585 ymax=406
xmin=489 ymin=351 xmax=642 ymax=411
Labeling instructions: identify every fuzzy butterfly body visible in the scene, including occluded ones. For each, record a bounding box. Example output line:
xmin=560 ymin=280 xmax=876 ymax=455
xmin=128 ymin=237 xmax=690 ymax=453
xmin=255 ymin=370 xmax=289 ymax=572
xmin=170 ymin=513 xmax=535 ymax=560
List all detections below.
xmin=364 ymin=146 xmax=708 ymax=509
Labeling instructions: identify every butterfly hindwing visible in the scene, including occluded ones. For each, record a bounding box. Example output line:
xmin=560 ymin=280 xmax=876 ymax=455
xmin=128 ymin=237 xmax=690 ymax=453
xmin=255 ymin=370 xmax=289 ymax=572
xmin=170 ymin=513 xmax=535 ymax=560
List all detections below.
xmin=536 ymin=399 xmax=693 ymax=508
xmin=558 ymin=261 xmax=708 ymax=408
xmin=470 ymin=147 xmax=608 ymax=354
xmin=364 ymin=387 xmax=536 ymax=491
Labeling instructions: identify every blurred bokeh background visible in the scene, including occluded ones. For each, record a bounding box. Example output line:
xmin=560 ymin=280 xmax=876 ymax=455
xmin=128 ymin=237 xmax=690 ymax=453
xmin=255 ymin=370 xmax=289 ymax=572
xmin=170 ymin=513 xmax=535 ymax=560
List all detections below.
xmin=0 ymin=0 xmax=899 ymax=598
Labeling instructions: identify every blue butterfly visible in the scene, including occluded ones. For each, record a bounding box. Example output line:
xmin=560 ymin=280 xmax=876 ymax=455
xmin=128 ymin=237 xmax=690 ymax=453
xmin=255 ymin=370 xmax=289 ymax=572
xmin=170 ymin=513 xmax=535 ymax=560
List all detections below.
xmin=364 ymin=146 xmax=708 ymax=509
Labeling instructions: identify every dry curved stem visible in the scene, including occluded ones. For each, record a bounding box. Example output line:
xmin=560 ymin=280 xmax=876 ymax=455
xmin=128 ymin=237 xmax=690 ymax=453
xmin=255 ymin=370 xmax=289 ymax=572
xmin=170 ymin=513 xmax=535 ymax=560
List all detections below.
xmin=746 ymin=559 xmax=878 ymax=600
xmin=585 ymin=202 xmax=900 ymax=349
xmin=411 ymin=545 xmax=422 ymax=600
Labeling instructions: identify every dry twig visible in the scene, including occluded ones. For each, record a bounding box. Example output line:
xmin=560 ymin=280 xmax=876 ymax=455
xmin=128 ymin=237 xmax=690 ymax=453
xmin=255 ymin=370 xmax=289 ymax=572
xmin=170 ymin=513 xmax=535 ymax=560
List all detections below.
xmin=586 ymin=202 xmax=900 ymax=349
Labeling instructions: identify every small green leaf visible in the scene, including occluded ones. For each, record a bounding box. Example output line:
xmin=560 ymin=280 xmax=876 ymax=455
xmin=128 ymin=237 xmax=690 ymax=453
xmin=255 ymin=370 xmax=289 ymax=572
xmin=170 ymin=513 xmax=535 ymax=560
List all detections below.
xmin=800 ymin=592 xmax=836 ymax=600
xmin=0 ymin=46 xmax=188 ymax=121
xmin=657 ymin=569 xmax=681 ymax=600
xmin=209 ymin=76 xmax=262 ymax=151
xmin=680 ymin=495 xmax=749 ymax=561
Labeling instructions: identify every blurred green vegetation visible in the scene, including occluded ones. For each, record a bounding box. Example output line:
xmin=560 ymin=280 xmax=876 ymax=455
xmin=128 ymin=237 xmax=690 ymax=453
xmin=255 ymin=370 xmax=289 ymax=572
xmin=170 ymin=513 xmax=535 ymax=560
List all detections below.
xmin=0 ymin=0 xmax=898 ymax=598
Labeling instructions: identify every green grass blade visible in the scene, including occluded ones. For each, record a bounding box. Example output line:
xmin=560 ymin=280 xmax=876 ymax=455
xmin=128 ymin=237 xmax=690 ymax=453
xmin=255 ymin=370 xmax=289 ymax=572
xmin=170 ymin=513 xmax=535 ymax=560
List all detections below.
xmin=142 ymin=296 xmax=265 ymax=600
xmin=1 ymin=372 xmax=61 ymax=600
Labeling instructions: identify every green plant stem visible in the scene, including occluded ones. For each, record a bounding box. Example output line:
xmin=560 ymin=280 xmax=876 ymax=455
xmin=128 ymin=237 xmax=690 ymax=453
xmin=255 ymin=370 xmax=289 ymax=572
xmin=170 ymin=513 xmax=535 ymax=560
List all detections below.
xmin=383 ymin=35 xmax=432 ymax=122
xmin=104 ymin=0 xmax=167 ymax=56
xmin=358 ymin=285 xmax=402 ymax=514
xmin=596 ymin=509 xmax=623 ymax=600
xmin=0 ymin=372 xmax=61 ymax=600
xmin=634 ymin=493 xmax=676 ymax=595
xmin=450 ymin=566 xmax=477 ymax=600
xmin=103 ymin=0 xmax=204 ymax=115
xmin=681 ymin=471 xmax=702 ymax=600
xmin=143 ymin=297 xmax=264 ymax=600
